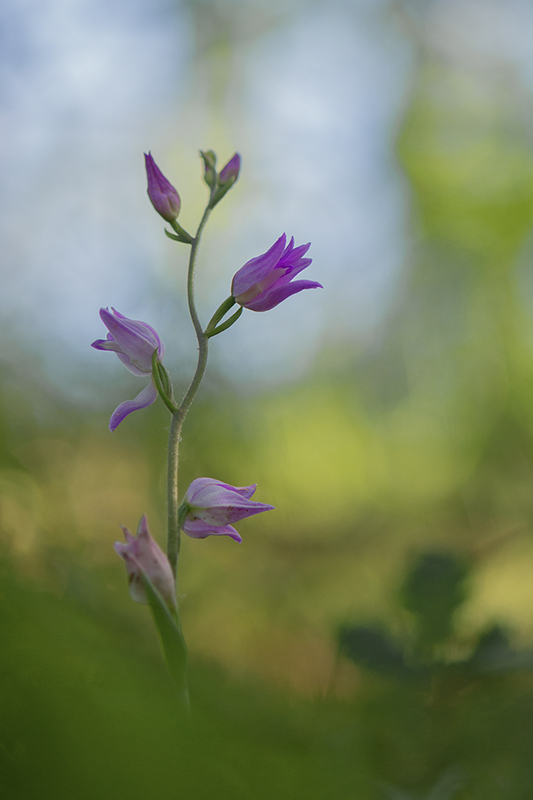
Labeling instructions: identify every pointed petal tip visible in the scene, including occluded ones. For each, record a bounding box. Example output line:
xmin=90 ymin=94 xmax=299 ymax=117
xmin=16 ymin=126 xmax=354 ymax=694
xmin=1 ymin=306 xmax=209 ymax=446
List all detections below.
xmin=108 ymin=381 xmax=158 ymax=431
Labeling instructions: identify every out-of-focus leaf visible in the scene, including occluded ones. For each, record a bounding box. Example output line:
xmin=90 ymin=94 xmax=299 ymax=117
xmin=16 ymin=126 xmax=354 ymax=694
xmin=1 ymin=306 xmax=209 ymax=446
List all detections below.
xmin=426 ymin=766 xmax=465 ymax=800
xmin=400 ymin=553 xmax=468 ymax=649
xmin=383 ymin=766 xmax=464 ymax=800
xmin=467 ymin=625 xmax=533 ymax=675
xmin=142 ymin=576 xmax=189 ymax=712
xmin=338 ymin=625 xmax=423 ymax=681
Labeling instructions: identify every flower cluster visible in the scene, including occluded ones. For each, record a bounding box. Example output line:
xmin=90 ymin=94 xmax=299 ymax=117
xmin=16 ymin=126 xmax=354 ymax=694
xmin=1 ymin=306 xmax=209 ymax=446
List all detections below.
xmin=92 ymin=150 xmax=320 ymax=675
xmin=114 ymin=476 xmax=274 ymax=614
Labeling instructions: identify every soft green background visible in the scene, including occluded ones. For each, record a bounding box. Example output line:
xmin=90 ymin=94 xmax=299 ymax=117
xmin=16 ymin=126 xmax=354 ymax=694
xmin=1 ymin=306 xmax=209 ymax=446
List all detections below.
xmin=3 ymin=1 xmax=533 ymax=798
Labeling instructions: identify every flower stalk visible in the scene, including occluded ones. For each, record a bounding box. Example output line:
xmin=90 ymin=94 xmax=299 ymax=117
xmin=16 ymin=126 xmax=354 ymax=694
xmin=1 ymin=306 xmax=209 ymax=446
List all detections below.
xmin=93 ymin=148 xmax=309 ymax=711
xmin=166 ymin=195 xmax=214 ymax=575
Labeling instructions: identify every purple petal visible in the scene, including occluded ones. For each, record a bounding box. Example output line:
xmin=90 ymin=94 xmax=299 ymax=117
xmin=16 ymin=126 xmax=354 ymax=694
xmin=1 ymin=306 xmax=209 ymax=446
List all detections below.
xmin=101 ymin=307 xmax=162 ymax=355
xmin=182 ymin=519 xmax=242 ymax=543
xmin=185 ymin=478 xmax=257 ymax=503
xmin=189 ymin=496 xmax=274 ymax=525
xmin=231 ymin=234 xmax=287 ymax=298
xmin=244 ymin=279 xmax=323 ymax=312
xmin=111 ymin=308 xmax=163 ymax=354
xmin=280 ymin=240 xmax=311 ymax=265
xmin=91 ymin=337 xmax=122 ymax=353
xmin=109 ymin=381 xmax=158 ymax=432
xmin=113 ymin=351 xmax=151 ymax=378
xmin=219 ymin=152 xmax=241 ymax=184
xmin=267 ymin=258 xmax=313 ymax=289
xmin=98 ymin=308 xmax=162 ymax=374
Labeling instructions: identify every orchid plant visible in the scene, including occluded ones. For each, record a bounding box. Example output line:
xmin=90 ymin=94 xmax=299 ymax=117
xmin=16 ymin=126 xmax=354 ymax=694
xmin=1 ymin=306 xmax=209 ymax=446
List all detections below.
xmin=92 ymin=150 xmax=322 ymax=710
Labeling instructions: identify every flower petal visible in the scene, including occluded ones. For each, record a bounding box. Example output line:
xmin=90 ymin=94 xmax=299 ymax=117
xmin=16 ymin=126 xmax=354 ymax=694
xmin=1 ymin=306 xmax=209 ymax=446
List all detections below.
xmin=185 ymin=478 xmax=257 ymax=503
xmin=182 ymin=518 xmax=242 ymax=543
xmin=110 ymin=308 xmax=164 ymax=357
xmin=114 ymin=515 xmax=176 ymax=608
xmin=99 ymin=307 xmax=162 ymax=374
xmin=231 ymin=234 xmax=287 ymax=298
xmin=91 ymin=337 xmax=122 ymax=353
xmin=219 ymin=152 xmax=241 ymax=184
xmin=109 ymin=381 xmax=158 ymax=432
xmin=280 ymin=239 xmax=311 ymax=265
xmin=244 ymin=279 xmax=323 ymax=312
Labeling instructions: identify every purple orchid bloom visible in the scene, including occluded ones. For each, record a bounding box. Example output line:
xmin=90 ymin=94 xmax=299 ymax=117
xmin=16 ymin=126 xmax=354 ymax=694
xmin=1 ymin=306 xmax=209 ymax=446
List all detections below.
xmin=144 ymin=152 xmax=181 ymax=222
xmin=91 ymin=307 xmax=163 ymax=431
xmin=181 ymin=477 xmax=275 ymax=543
xmin=231 ymin=233 xmax=322 ymax=312
xmin=114 ymin=515 xmax=176 ymax=611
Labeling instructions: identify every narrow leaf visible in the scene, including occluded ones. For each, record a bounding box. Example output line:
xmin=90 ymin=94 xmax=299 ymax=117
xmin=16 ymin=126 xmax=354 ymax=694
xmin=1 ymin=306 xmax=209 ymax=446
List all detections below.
xmin=142 ymin=576 xmax=189 ymax=711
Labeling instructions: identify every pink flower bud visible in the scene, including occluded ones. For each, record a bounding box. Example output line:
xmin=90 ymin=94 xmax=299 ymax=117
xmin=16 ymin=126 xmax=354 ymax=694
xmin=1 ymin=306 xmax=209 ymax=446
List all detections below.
xmin=209 ymin=153 xmax=242 ymax=208
xmin=114 ymin=516 xmax=176 ymax=611
xmin=218 ymin=153 xmax=241 ymax=186
xmin=144 ymin=152 xmax=181 ymax=222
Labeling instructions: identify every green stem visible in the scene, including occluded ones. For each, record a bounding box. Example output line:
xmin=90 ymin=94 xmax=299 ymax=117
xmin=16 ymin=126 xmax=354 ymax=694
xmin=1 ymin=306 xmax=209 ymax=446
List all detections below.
xmin=167 ymin=198 xmax=213 ymax=575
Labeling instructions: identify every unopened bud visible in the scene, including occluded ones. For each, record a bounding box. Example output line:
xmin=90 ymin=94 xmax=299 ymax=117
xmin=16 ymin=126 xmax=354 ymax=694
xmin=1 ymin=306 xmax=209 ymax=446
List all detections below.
xmin=200 ymin=150 xmax=217 ymax=188
xmin=144 ymin=152 xmax=181 ymax=222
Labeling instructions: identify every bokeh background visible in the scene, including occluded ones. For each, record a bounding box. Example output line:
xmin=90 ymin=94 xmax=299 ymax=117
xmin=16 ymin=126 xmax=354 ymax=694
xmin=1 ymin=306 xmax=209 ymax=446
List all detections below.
xmin=3 ymin=0 xmax=533 ymax=797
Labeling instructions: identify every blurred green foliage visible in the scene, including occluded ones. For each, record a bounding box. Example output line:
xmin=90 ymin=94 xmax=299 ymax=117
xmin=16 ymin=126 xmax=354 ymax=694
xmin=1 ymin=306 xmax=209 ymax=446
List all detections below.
xmin=4 ymin=5 xmax=533 ymax=798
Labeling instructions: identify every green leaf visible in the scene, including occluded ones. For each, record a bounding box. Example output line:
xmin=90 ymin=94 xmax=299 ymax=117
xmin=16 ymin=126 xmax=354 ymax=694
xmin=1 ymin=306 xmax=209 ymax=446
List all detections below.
xmin=142 ymin=576 xmax=189 ymax=711
xmin=467 ymin=625 xmax=533 ymax=675
xmin=338 ymin=625 xmax=423 ymax=681
xmin=400 ymin=553 xmax=468 ymax=649
xmin=164 ymin=228 xmax=192 ymax=244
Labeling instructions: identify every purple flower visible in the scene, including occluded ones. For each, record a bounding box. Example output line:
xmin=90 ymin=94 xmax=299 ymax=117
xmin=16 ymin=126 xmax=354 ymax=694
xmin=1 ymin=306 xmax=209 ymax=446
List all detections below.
xmin=91 ymin=307 xmax=163 ymax=431
xmin=114 ymin=515 xmax=176 ymax=611
xmin=181 ymin=477 xmax=275 ymax=543
xmin=144 ymin=152 xmax=181 ymax=222
xmin=219 ymin=153 xmax=241 ymax=186
xmin=231 ymin=233 xmax=322 ymax=312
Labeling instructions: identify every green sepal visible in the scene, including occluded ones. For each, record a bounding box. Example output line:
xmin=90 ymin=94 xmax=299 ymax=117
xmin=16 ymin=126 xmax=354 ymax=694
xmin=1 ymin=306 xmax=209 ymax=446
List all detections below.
xmin=152 ymin=350 xmax=178 ymax=413
xmin=142 ymin=575 xmax=189 ymax=710
xmin=205 ymin=296 xmax=236 ymax=334
xmin=205 ymin=306 xmax=243 ymax=338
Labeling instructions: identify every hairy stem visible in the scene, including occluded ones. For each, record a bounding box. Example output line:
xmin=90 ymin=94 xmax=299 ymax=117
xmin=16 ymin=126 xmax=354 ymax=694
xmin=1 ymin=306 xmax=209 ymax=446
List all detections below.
xmin=167 ymin=200 xmax=213 ymax=575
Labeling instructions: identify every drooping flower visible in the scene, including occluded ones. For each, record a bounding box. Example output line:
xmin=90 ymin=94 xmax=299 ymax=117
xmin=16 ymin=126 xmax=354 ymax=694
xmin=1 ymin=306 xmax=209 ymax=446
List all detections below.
xmin=180 ymin=477 xmax=275 ymax=543
xmin=231 ymin=233 xmax=322 ymax=312
xmin=114 ymin=515 xmax=176 ymax=611
xmin=91 ymin=307 xmax=163 ymax=431
xmin=144 ymin=152 xmax=181 ymax=222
